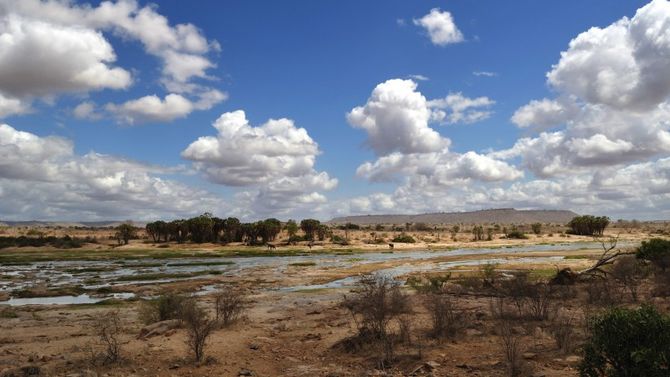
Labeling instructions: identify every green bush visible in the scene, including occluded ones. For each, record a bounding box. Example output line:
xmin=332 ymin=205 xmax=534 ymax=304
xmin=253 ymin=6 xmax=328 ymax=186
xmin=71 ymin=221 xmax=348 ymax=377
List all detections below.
xmin=392 ymin=234 xmax=415 ymax=243
xmin=580 ymin=305 xmax=670 ymax=377
xmin=506 ymin=230 xmax=528 ymax=239
xmin=138 ymin=293 xmax=188 ymax=324
xmin=636 ymin=238 xmax=670 ymax=272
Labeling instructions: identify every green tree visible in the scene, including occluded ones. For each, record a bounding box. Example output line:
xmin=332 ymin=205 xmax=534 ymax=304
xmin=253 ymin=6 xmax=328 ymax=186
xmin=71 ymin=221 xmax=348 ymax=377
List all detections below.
xmin=568 ymin=215 xmax=610 ymax=236
xmin=187 ymin=213 xmax=214 ymax=243
xmin=115 ymin=223 xmax=136 ymax=245
xmin=300 ymin=219 xmax=321 ymax=241
xmin=580 ymin=305 xmax=670 ymax=377
xmin=531 ymin=223 xmax=542 ymax=235
xmin=636 ymin=238 xmax=670 ymax=272
xmin=285 ymin=219 xmax=299 ymax=238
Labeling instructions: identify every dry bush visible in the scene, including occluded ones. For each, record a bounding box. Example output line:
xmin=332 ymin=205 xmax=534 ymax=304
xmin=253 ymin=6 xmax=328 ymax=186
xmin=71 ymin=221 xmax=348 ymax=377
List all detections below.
xmin=525 ymin=283 xmax=553 ymax=320
xmin=609 ymin=255 xmax=649 ymax=302
xmin=398 ymin=315 xmax=412 ymax=345
xmin=498 ymin=274 xmax=553 ymax=320
xmin=499 ymin=319 xmax=524 ymax=377
xmin=424 ymin=294 xmax=464 ymax=340
xmin=181 ymin=299 xmax=218 ymax=363
xmin=548 ymin=310 xmax=576 ymax=354
xmin=138 ymin=292 xmax=188 ymax=324
xmin=214 ymin=286 xmax=246 ymax=326
xmin=91 ymin=310 xmax=123 ymax=365
xmin=340 ymin=274 xmax=411 ymax=367
xmin=584 ymin=277 xmax=621 ymax=307
xmin=652 ymin=271 xmax=670 ymax=297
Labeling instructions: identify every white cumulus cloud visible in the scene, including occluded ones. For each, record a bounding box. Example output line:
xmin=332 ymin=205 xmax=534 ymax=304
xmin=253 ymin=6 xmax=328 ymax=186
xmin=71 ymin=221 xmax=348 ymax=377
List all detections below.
xmin=413 ymin=8 xmax=464 ymax=46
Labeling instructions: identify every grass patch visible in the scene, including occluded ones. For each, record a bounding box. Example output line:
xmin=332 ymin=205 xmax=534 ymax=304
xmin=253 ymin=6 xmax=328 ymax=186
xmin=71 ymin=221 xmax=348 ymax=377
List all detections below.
xmin=12 ymin=285 xmax=88 ymax=298
xmin=293 ymin=288 xmax=331 ymax=294
xmin=528 ymin=268 xmax=558 ymax=281
xmin=166 ymin=261 xmax=234 ymax=267
xmin=114 ymin=269 xmax=221 ymax=282
xmin=564 ymin=255 xmax=591 ymax=260
xmin=289 ymin=262 xmax=316 ymax=267
xmin=64 ymin=266 xmax=114 ymax=274
xmin=0 ymin=308 xmax=18 ymax=318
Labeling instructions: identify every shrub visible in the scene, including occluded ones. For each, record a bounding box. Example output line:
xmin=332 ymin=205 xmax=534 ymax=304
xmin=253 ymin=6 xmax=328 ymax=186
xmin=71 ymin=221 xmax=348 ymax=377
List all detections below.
xmin=580 ymin=305 xmax=670 ymax=377
xmin=548 ymin=311 xmax=575 ymax=354
xmin=91 ymin=310 xmax=123 ymax=365
xmin=499 ymin=319 xmax=523 ymax=377
xmin=609 ymin=255 xmax=649 ymax=302
xmin=531 ymin=223 xmax=542 ymax=235
xmin=391 ymin=234 xmax=415 ymax=243
xmin=138 ymin=293 xmax=188 ymax=324
xmin=407 ymin=273 xmax=451 ymax=294
xmin=636 ymin=238 xmax=670 ymax=272
xmin=214 ymin=286 xmax=246 ymax=326
xmin=480 ymin=262 xmax=498 ymax=287
xmin=181 ymin=300 xmax=218 ymax=363
xmin=506 ymin=230 xmax=528 ymax=239
xmin=424 ymin=294 xmax=464 ymax=340
xmin=341 ymin=274 xmax=411 ymax=365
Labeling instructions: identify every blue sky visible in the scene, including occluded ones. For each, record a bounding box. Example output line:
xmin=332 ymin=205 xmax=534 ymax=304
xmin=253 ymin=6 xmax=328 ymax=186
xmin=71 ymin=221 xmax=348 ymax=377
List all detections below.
xmin=1 ymin=0 xmax=669 ymax=221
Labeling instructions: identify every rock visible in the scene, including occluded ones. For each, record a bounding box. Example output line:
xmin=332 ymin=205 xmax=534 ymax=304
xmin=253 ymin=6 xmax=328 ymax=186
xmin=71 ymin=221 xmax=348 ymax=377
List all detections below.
xmin=523 ymin=352 xmax=537 ymax=360
xmin=137 ymin=319 xmax=181 ymax=339
xmin=465 ymin=328 xmax=483 ymax=337
xmin=532 ymin=372 xmax=547 ymax=377
xmin=249 ymin=343 xmax=259 ymax=350
xmin=565 ymin=355 xmax=581 ymax=364
xmin=238 ymin=369 xmax=255 ymax=376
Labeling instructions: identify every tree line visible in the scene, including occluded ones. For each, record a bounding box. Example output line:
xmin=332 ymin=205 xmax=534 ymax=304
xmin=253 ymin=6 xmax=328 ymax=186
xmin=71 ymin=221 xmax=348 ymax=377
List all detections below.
xmin=143 ymin=213 xmax=330 ymax=245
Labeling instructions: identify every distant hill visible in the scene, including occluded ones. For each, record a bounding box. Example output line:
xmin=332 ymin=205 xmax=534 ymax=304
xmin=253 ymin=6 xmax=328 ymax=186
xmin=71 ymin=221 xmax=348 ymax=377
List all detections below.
xmin=0 ymin=220 xmax=144 ymax=228
xmin=329 ymin=208 xmax=579 ymax=225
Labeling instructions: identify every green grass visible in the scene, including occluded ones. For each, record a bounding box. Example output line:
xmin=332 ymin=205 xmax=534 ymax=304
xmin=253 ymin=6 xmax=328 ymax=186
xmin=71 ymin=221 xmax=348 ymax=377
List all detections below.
xmin=528 ymin=268 xmax=558 ymax=281
xmin=0 ymin=308 xmax=18 ymax=318
xmin=564 ymin=255 xmax=592 ymax=260
xmin=289 ymin=262 xmax=316 ymax=267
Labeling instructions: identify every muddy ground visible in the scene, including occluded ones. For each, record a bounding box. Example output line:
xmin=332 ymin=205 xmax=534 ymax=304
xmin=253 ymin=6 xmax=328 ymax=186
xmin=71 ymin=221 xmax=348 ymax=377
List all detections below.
xmin=0 ymin=230 xmax=662 ymax=376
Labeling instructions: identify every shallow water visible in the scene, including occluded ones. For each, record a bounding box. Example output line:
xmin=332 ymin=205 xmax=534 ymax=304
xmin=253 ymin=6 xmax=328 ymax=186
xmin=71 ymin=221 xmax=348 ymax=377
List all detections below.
xmin=0 ymin=241 xmax=631 ymax=305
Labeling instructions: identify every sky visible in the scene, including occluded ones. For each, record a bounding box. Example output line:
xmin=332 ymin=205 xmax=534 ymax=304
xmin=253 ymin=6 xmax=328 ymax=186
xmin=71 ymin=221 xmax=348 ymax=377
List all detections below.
xmin=1 ymin=0 xmax=670 ymax=221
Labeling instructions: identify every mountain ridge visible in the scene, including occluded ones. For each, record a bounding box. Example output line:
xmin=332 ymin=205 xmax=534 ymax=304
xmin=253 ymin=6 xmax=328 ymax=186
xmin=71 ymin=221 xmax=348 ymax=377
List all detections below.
xmin=329 ymin=208 xmax=579 ymax=225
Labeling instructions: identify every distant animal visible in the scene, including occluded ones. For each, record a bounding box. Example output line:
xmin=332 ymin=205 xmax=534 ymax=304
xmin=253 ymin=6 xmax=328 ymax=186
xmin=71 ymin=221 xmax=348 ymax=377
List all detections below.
xmin=307 ymin=241 xmax=314 ymax=250
xmin=388 ymin=243 xmax=394 ymax=250
xmin=267 ymin=243 xmax=277 ymax=251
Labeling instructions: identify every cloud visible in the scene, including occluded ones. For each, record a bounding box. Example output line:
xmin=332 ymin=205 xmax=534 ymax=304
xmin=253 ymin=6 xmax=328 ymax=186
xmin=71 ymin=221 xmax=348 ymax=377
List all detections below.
xmin=0 ymin=123 xmax=226 ymax=220
xmin=547 ymin=0 xmax=670 ymax=111
xmin=429 ymin=92 xmax=495 ymax=124
xmin=348 ymin=79 xmax=518 ymax=188
xmin=473 ymin=71 xmax=497 ymax=77
xmin=511 ymin=97 xmax=579 ymax=131
xmin=506 ymin=0 xmax=670 ymax=176
xmin=73 ymin=101 xmax=102 ymax=121
xmin=413 ymin=8 xmax=464 ymax=46
xmin=182 ymin=110 xmax=337 ymax=215
xmin=0 ymin=0 xmax=222 ymax=121
xmin=408 ymin=74 xmax=429 ymax=81
xmin=0 ymin=93 xmax=30 ymax=118
xmin=106 ymin=90 xmax=227 ymax=124
xmin=347 ymin=79 xmax=449 ymax=156
xmin=0 ymin=14 xmax=131 ymax=99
